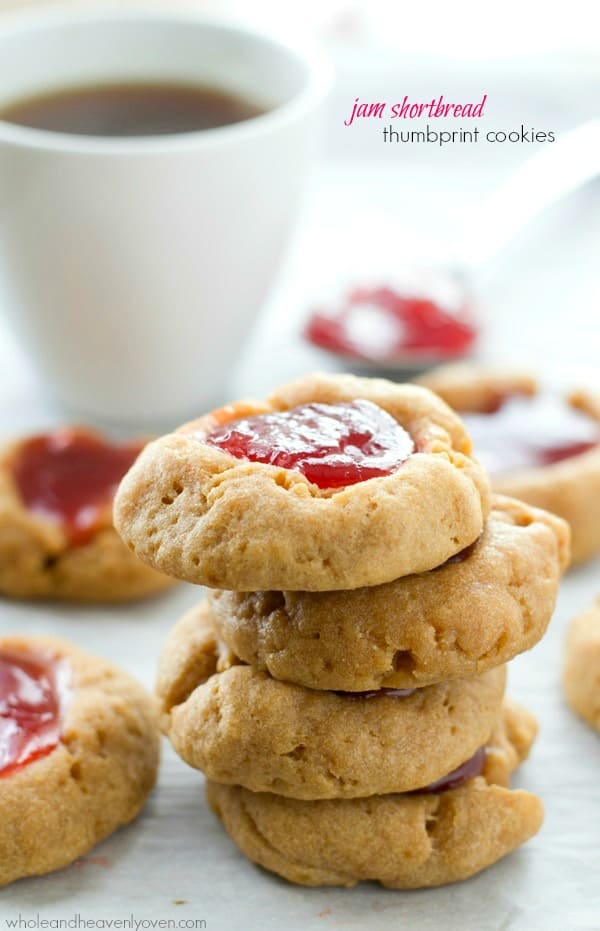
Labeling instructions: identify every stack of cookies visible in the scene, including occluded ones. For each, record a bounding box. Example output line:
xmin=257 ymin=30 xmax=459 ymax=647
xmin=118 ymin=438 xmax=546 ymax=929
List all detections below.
xmin=114 ymin=373 xmax=570 ymax=889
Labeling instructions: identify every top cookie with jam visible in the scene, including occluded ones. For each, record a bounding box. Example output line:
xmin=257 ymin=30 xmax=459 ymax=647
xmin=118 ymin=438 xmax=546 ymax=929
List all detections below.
xmin=114 ymin=373 xmax=491 ymax=591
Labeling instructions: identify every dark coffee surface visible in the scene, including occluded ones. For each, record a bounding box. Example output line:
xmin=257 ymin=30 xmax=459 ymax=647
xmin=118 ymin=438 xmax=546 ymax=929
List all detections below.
xmin=0 ymin=81 xmax=265 ymax=136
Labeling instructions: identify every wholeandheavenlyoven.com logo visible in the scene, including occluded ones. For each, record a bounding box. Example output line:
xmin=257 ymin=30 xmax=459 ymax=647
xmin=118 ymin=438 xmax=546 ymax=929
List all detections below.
xmin=3 ymin=917 xmax=207 ymax=931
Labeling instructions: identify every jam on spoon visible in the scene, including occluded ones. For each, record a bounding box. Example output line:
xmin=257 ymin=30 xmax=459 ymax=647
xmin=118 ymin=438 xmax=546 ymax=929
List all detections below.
xmin=305 ymin=285 xmax=477 ymax=364
xmin=10 ymin=428 xmax=144 ymax=546
xmin=462 ymin=394 xmax=599 ymax=477
xmin=0 ymin=649 xmax=70 ymax=777
xmin=203 ymin=399 xmax=415 ymax=489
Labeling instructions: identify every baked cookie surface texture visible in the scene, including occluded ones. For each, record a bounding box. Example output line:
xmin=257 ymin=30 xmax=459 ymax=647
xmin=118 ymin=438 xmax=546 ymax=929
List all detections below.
xmin=0 ymin=634 xmax=159 ymax=887
xmin=158 ymin=602 xmax=506 ymax=799
xmin=208 ymin=496 xmax=569 ymax=691
xmin=563 ymin=598 xmax=600 ymax=732
xmin=136 ymin=372 xmax=565 ymax=889
xmin=114 ymin=373 xmax=492 ymax=590
xmin=0 ymin=427 xmax=173 ymax=601
xmin=206 ymin=701 xmax=543 ymax=889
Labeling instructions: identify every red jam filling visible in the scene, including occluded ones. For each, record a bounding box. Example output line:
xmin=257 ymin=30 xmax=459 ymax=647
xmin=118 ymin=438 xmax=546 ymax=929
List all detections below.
xmin=462 ymin=394 xmax=600 ymax=477
xmin=413 ymin=746 xmax=486 ymax=795
xmin=203 ymin=400 xmax=415 ymax=489
xmin=304 ymin=285 xmax=477 ymax=363
xmin=336 ymin=687 xmax=416 ymax=700
xmin=441 ymin=537 xmax=480 ymax=567
xmin=10 ymin=428 xmax=144 ymax=546
xmin=337 ymin=687 xmax=416 ymax=700
xmin=0 ymin=649 xmax=70 ymax=777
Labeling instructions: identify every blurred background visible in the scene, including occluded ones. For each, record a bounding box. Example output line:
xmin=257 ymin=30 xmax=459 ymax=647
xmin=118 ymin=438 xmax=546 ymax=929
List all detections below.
xmin=0 ymin=0 xmax=598 ymax=430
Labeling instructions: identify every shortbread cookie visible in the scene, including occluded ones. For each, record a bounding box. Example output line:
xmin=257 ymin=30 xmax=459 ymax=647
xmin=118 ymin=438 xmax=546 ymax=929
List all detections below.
xmin=0 ymin=428 xmax=173 ymax=601
xmin=158 ymin=602 xmax=506 ymax=799
xmin=0 ymin=635 xmax=159 ymax=887
xmin=206 ymin=700 xmax=542 ymax=888
xmin=417 ymin=364 xmax=600 ymax=564
xmin=209 ymin=496 xmax=569 ymax=691
xmin=114 ymin=373 xmax=491 ymax=590
xmin=563 ymin=598 xmax=600 ymax=732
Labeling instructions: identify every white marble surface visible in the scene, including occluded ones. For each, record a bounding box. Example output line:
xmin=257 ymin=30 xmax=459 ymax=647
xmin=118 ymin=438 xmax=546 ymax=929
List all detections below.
xmin=0 ymin=39 xmax=599 ymax=931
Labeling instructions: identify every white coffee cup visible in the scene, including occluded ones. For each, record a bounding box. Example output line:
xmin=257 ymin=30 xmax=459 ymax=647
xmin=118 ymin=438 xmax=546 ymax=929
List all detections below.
xmin=0 ymin=8 xmax=331 ymax=424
